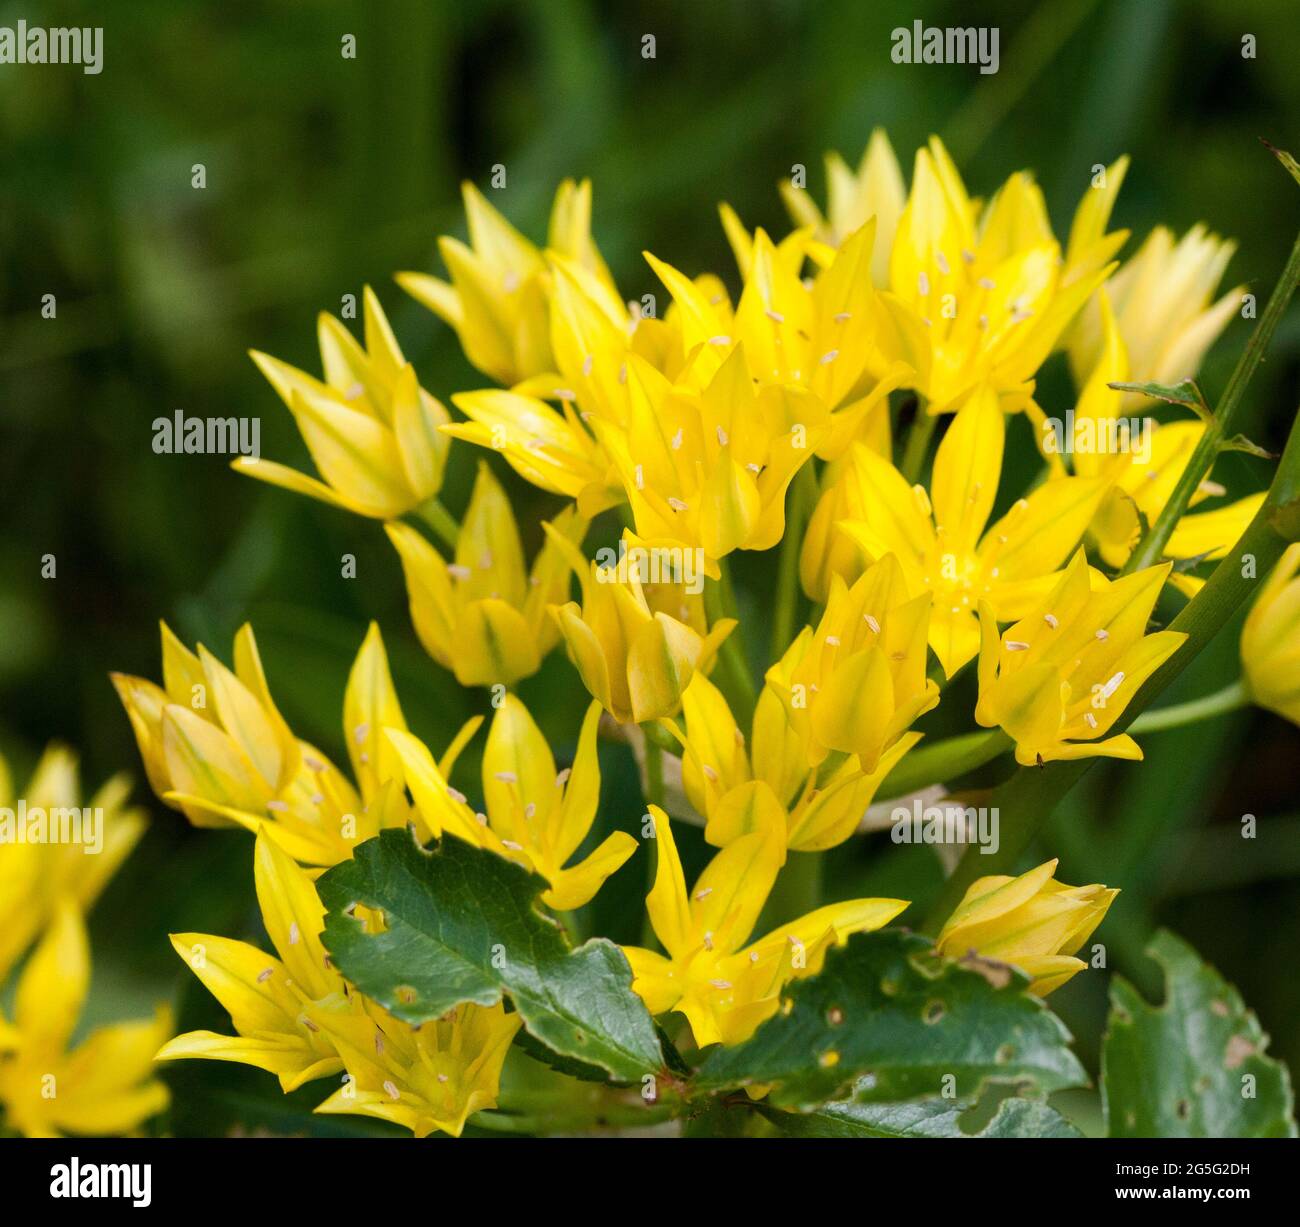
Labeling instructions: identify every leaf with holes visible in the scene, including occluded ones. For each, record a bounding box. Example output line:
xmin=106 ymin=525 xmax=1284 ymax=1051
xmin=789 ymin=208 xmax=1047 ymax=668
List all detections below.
xmin=1102 ymin=930 xmax=1297 ymax=1138
xmin=316 ymin=829 xmax=664 ymax=1084
xmin=693 ymin=930 xmax=1087 ymax=1110
xmin=762 ymin=1094 xmax=1083 ymax=1138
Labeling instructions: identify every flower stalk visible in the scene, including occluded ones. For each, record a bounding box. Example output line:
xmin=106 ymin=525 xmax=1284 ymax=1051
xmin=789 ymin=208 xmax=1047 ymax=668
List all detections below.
xmin=412 ymin=496 xmax=462 ymax=549
xmin=900 ymin=398 xmax=936 ymax=482
xmin=1127 ymin=678 xmax=1248 ymax=733
xmin=705 ymin=568 xmax=757 ymax=728
xmin=878 ymin=728 xmax=1013 ymax=798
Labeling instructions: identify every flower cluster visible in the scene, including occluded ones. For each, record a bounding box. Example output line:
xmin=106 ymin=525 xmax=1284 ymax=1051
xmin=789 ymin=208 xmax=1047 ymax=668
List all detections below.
xmin=62 ymin=129 xmax=1290 ymax=1139
xmin=0 ymin=748 xmax=170 ymax=1137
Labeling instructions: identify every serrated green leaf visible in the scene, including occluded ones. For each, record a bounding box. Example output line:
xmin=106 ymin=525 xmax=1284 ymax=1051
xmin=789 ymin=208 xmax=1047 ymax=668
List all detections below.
xmin=1102 ymin=929 xmax=1297 ymax=1138
xmin=317 ymin=830 xmax=664 ymax=1084
xmin=1108 ymin=379 xmax=1211 ymax=420
xmin=693 ymin=930 xmax=1087 ymax=1110
xmin=762 ymin=1094 xmax=1083 ymax=1138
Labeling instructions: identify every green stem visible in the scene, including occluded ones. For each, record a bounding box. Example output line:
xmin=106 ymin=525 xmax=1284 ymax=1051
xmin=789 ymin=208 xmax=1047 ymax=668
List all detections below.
xmin=878 ymin=729 xmax=1013 ymax=798
xmin=1127 ymin=678 xmax=1248 ymax=733
xmin=643 ymin=729 xmax=664 ymax=808
xmin=772 ymin=464 xmax=818 ymax=659
xmin=412 ymin=496 xmax=461 ymax=550
xmin=900 ymin=401 xmax=937 ymax=482
xmin=642 ymin=720 xmax=678 ymax=754
xmin=922 ymin=395 xmax=1300 ymax=934
xmin=705 ymin=566 xmax=756 ymax=729
xmin=474 ymin=1102 xmax=675 ymax=1134
xmin=1121 ymin=222 xmax=1300 ymax=576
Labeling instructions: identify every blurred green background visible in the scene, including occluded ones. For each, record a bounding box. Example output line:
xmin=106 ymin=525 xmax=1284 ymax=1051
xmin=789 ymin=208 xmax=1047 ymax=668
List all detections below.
xmin=2 ymin=0 xmax=1299 ymax=1134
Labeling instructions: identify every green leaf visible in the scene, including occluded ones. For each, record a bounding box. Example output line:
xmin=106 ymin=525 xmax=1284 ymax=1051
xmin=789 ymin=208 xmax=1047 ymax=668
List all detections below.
xmin=763 ymin=1094 xmax=1083 ymax=1138
xmin=1262 ymin=138 xmax=1300 ymax=190
xmin=317 ymin=829 xmax=664 ymax=1084
xmin=1170 ymin=548 xmax=1216 ymax=575
xmin=1102 ymin=929 xmax=1297 ymax=1138
xmin=1220 ymin=433 xmax=1276 ymax=460
xmin=693 ymin=930 xmax=1087 ymax=1110
xmin=1108 ymin=379 xmax=1211 ymax=420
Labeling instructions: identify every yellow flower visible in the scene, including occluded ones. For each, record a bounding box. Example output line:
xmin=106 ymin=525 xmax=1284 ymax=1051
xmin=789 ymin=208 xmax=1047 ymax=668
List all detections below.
xmin=777 ymin=128 xmax=906 ymax=285
xmin=235 ymin=287 xmax=451 ymax=518
xmin=837 ymin=387 xmax=1111 ymax=675
xmin=642 ymin=229 xmax=908 ymax=462
xmin=112 ymin=622 xmax=468 ymax=865
xmin=0 ymin=900 xmax=171 ymax=1136
xmin=385 ymin=462 xmax=587 ymax=687
xmin=975 ymin=550 xmax=1186 ymax=764
xmin=444 ymin=385 xmax=620 ymax=514
xmin=546 ymin=527 xmax=736 ymax=724
xmin=621 ymin=808 xmax=907 ymax=1047
xmin=1241 ymin=543 xmax=1300 ymax=725
xmin=877 ymin=138 xmax=1121 ymax=414
xmin=799 ymin=432 xmax=892 ymax=605
xmin=937 ymin=859 xmax=1117 ymax=995
xmin=111 ymin=621 xmax=300 ymax=828
xmin=0 ymin=745 xmax=146 ymax=981
xmin=1069 ymin=223 xmax=1242 ymax=409
xmin=443 ymin=225 xmax=906 ymax=527
xmin=157 ymin=832 xmax=351 ymax=1091
xmin=311 ymin=1000 xmax=521 ymax=1138
xmin=667 ymin=668 xmax=921 ymax=855
xmin=770 ymin=552 xmax=939 ymax=771
xmin=385 ymin=696 xmax=636 ymax=910
xmin=595 ymin=346 xmax=826 ymax=568
xmin=1061 ymin=294 xmax=1263 ymax=596
xmin=398 ymin=179 xmax=620 ymax=387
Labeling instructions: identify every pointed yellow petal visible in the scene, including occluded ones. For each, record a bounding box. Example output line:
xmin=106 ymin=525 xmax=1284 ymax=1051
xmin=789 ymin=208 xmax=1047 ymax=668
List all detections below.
xmin=931 ymin=387 xmax=1003 ymax=554
xmin=16 ymin=899 xmax=87 ymax=1054
xmin=543 ymin=831 xmax=637 ymax=911
xmin=161 ymin=704 xmax=272 ymax=818
xmin=645 ymin=806 xmax=693 ymax=958
xmin=690 ymin=829 xmax=783 ymax=955
xmin=198 ymin=645 xmax=283 ymax=790
xmin=457 ymin=599 xmax=541 ymax=686
xmin=285 ymin=387 xmax=412 ymax=517
xmin=344 ymin=622 xmax=408 ymax=800
xmin=483 ymin=694 xmax=556 ymax=839
xmin=254 ymin=833 xmax=337 ymax=999
xmin=548 ymin=701 xmax=603 ymax=864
